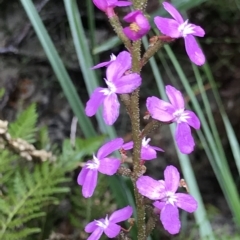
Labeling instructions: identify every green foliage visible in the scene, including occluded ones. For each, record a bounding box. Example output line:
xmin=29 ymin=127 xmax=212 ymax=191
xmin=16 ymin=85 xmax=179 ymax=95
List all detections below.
xmin=8 ymin=103 xmax=37 ymax=143
xmin=69 ymin=175 xmax=115 ymax=231
xmin=0 ymin=101 xmax=105 ymax=239
xmin=0 ymin=160 xmax=69 ymax=239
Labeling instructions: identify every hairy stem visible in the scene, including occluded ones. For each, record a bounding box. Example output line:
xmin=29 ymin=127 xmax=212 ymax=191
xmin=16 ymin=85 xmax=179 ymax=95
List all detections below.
xmin=133 ymin=0 xmax=148 ymax=11
xmin=130 ymin=39 xmax=146 ymax=240
xmin=141 ymin=38 xmax=163 ymax=68
xmin=109 ymin=16 xmax=132 ymax=51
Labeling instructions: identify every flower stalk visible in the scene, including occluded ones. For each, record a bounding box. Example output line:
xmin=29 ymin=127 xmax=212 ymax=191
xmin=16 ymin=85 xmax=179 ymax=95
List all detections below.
xmin=109 ymin=15 xmax=132 ymax=51
xmin=130 ymin=39 xmax=146 ymax=240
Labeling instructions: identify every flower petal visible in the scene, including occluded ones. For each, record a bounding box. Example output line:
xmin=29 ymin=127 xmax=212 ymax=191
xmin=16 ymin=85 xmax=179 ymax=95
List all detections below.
xmin=185 ymin=110 xmax=200 ymax=129
xmin=97 ymin=138 xmax=124 ymax=159
xmin=141 ymin=146 xmax=157 ymax=160
xmin=85 ymin=221 xmax=98 ymax=233
xmin=175 ymin=122 xmax=195 ymax=154
xmin=151 ymin=146 xmax=164 ymax=152
xmin=98 ymin=157 xmax=121 ymax=175
xmin=191 ymin=24 xmax=205 ymax=37
xmin=92 ymin=0 xmax=108 ymax=11
xmin=162 ymin=2 xmax=184 ymax=23
xmin=184 ymin=35 xmax=205 ymax=66
xmin=136 ymin=176 xmax=165 ymax=200
xmin=146 ymin=96 xmax=175 ymax=122
xmin=106 ymin=51 xmax=131 ymax=81
xmin=77 ymin=165 xmax=89 ymax=185
xmin=165 ymin=85 xmax=185 ymax=109
xmin=175 ymin=193 xmax=198 ymax=213
xmin=153 ymin=201 xmax=165 ymax=210
xmin=160 ymin=204 xmax=181 ymax=235
xmin=82 ymin=169 xmax=98 ymax=198
xmin=87 ymin=227 xmax=104 ymax=240
xmin=109 ymin=206 xmax=133 ymax=223
xmin=122 ymin=141 xmax=134 ymax=150
xmin=164 ymin=165 xmax=180 ymax=193
xmin=115 ymin=1 xmax=132 ymax=7
xmin=123 ymin=27 xmax=141 ymax=41
xmin=91 ymin=61 xmax=110 ymax=69
xmin=104 ymin=222 xmax=121 ymax=238
xmin=135 ymin=12 xmax=151 ymax=34
xmin=123 ymin=10 xmax=140 ymax=22
xmin=114 ymin=73 xmax=141 ymax=94
xmin=103 ymin=93 xmax=120 ymax=125
xmin=85 ymin=87 xmax=106 ymax=116
xmin=154 ymin=17 xmax=181 ymax=38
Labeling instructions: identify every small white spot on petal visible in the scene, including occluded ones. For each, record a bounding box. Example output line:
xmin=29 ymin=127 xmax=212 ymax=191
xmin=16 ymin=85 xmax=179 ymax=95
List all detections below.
xmin=110 ymin=54 xmax=116 ymax=61
xmin=142 ymin=137 xmax=151 ymax=147
xmin=85 ymin=154 xmax=100 ymax=170
xmin=95 ymin=215 xmax=109 ymax=229
xmin=173 ymin=109 xmax=189 ymax=124
xmin=166 ymin=191 xmax=177 ymax=205
xmin=178 ymin=20 xmax=195 ymax=37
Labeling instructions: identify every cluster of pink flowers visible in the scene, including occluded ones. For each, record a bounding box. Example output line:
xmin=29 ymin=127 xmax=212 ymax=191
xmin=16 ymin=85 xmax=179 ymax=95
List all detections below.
xmin=78 ymin=1 xmax=205 ymax=239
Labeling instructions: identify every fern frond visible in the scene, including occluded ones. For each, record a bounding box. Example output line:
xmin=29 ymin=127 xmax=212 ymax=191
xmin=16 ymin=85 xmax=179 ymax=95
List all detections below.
xmin=8 ymin=212 xmax=46 ymax=228
xmin=69 ymin=175 xmax=115 ymax=229
xmin=5 ymin=228 xmax=41 ymax=240
xmin=0 ymin=161 xmax=70 ymax=239
xmin=8 ymin=103 xmax=38 ymax=143
xmin=0 ymin=150 xmax=16 ymax=185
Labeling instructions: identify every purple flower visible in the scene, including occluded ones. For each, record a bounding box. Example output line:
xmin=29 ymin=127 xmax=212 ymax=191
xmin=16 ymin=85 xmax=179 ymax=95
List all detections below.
xmin=77 ymin=138 xmax=123 ymax=198
xmin=85 ymin=205 xmax=133 ymax=240
xmin=154 ymin=2 xmax=205 ymax=65
xmin=136 ymin=165 xmax=197 ymax=234
xmin=146 ymin=85 xmax=200 ymax=154
xmin=123 ymin=10 xmax=151 ymax=41
xmin=85 ymin=51 xmax=141 ymax=125
xmin=93 ymin=0 xmax=132 ymax=17
xmin=122 ymin=137 xmax=164 ymax=161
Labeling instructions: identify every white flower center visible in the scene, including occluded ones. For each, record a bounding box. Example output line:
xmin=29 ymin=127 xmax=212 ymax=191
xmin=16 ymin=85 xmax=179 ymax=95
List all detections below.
xmin=95 ymin=215 xmax=109 ymax=229
xmin=178 ymin=19 xmax=195 ymax=37
xmin=165 ymin=191 xmax=177 ymax=205
xmin=85 ymin=154 xmax=100 ymax=170
xmin=173 ymin=108 xmax=189 ymax=124
xmin=142 ymin=137 xmax=151 ymax=147
xmin=110 ymin=53 xmax=116 ymax=61
xmin=100 ymin=79 xmax=116 ymax=96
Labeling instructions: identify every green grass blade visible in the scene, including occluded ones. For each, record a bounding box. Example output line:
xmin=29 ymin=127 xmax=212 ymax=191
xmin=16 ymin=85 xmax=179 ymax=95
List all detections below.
xmin=202 ymin=63 xmax=240 ymax=175
xmin=20 ymin=0 xmax=95 ymax=138
xmin=93 ymin=36 xmax=121 ymax=55
xmin=142 ymin=37 xmax=214 ymax=239
xmin=63 ymin=0 xmax=116 ymax=139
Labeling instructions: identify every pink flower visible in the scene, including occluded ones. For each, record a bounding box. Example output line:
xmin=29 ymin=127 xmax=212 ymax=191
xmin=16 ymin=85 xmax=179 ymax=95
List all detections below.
xmin=85 ymin=206 xmax=133 ymax=240
xmin=154 ymin=2 xmax=205 ymax=65
xmin=77 ymin=138 xmax=123 ymax=198
xmin=93 ymin=0 xmax=132 ymax=17
xmin=123 ymin=10 xmax=151 ymax=41
xmin=136 ymin=165 xmax=198 ymax=235
xmin=122 ymin=137 xmax=164 ymax=161
xmin=85 ymin=51 xmax=141 ymax=125
xmin=146 ymin=85 xmax=200 ymax=154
